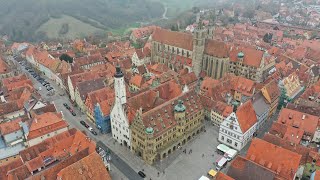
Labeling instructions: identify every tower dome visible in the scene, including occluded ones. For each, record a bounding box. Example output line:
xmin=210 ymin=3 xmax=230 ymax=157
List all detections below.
xmin=174 ymin=100 xmax=186 ymax=112
xmin=237 ymin=51 xmax=245 ymax=58
xmin=145 ymin=127 xmax=154 ymax=134
xmin=114 ymin=64 xmax=123 ymax=78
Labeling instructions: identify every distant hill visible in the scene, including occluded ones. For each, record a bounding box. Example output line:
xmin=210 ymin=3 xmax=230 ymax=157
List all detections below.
xmin=0 ymin=0 xmax=164 ymax=42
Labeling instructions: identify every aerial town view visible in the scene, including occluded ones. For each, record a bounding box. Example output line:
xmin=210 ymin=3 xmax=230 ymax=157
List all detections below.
xmin=0 ymin=0 xmax=319 ymax=179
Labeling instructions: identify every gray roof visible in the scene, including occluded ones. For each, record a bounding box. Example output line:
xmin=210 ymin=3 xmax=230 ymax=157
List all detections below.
xmin=0 ymin=138 xmax=25 ymax=159
xmin=77 ymin=78 xmax=106 ymax=100
xmin=252 ymin=92 xmax=270 ymax=117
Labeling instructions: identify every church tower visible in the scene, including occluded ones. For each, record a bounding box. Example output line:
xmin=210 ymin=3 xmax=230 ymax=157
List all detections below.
xmin=192 ymin=18 xmax=207 ymax=78
xmin=114 ymin=65 xmax=126 ymax=105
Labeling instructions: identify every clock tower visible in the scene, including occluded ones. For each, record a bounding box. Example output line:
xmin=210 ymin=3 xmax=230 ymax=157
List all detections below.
xmin=111 ymin=65 xmax=131 ymax=148
xmin=114 ymin=65 xmax=127 ymax=105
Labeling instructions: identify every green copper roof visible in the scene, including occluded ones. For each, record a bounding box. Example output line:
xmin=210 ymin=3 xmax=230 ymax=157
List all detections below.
xmin=174 ymin=100 xmax=186 ymax=112
xmin=237 ymin=51 xmax=245 ymax=58
xmin=145 ymin=127 xmax=154 ymax=134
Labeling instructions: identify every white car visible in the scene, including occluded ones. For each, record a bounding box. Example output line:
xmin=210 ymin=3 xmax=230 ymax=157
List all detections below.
xmin=38 ymin=87 xmax=42 ymax=91
xmin=88 ymin=127 xmax=93 ymax=131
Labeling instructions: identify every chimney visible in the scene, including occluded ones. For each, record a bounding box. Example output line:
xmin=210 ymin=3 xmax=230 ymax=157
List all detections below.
xmin=35 ymin=118 xmax=38 ymax=123
xmin=302 ymin=114 xmax=305 ymax=120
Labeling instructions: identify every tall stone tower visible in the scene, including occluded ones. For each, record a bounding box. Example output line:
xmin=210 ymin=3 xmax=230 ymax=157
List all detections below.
xmin=114 ymin=65 xmax=126 ymax=105
xmin=192 ymin=20 xmax=207 ymax=77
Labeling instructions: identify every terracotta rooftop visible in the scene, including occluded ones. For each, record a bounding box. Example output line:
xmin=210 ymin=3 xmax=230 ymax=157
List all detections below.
xmin=286 ymin=103 xmax=320 ymax=117
xmin=0 ymin=57 xmax=10 ymax=74
xmin=235 ymin=101 xmax=257 ymax=133
xmin=215 ymin=171 xmax=235 ymax=180
xmin=0 ymin=118 xmax=22 ymax=135
xmin=1 ymin=74 xmax=28 ymax=87
xmin=263 ymin=133 xmax=315 ymax=165
xmin=229 ymin=46 xmax=264 ymax=68
xmin=132 ymin=25 xmax=158 ymax=39
xmin=0 ymin=159 xmax=23 ymax=180
xmin=227 ymin=156 xmax=277 ymax=180
xmin=179 ymin=72 xmax=197 ymax=86
xmin=56 ymin=152 xmax=111 ymax=180
xmin=27 ymin=112 xmax=69 ymax=140
xmin=141 ymin=90 xmax=202 ymax=137
xmin=76 ymin=78 xmax=106 ymax=101
xmin=130 ymin=75 xmax=144 ymax=88
xmin=277 ymin=108 xmax=319 ymax=136
xmin=204 ymin=39 xmax=229 ymax=58
xmin=246 ymin=138 xmax=302 ymax=180
xmin=152 ymin=28 xmax=193 ymax=51
xmin=85 ymin=87 xmax=114 ymax=115
xmin=7 ymin=129 xmax=96 ymax=179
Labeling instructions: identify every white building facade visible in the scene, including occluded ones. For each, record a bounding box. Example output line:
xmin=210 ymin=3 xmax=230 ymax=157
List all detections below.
xmin=110 ymin=66 xmax=131 ymax=148
xmin=218 ymin=101 xmax=257 ymax=151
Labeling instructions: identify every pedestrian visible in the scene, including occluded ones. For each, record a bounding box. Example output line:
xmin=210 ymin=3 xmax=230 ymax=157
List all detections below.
xmin=158 ymin=172 xmax=160 ymax=177
xmin=202 ymin=154 xmax=204 ymax=157
xmin=142 ymin=169 xmax=144 ymax=172
xmin=163 ymin=170 xmax=165 ymax=174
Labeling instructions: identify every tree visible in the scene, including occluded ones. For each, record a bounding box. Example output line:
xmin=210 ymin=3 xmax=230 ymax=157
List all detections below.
xmin=171 ymin=24 xmax=178 ymax=31
xmin=59 ymin=53 xmax=73 ymax=63
xmin=263 ymin=33 xmax=273 ymax=43
xmin=277 ymin=82 xmax=288 ymax=110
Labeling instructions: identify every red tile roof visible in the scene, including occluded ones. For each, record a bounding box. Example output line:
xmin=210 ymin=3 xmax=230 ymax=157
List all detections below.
xmin=132 ymin=25 xmax=159 ymax=39
xmin=229 ymin=46 xmax=264 ymax=68
xmin=85 ymin=87 xmax=114 ymax=116
xmin=152 ymin=28 xmax=193 ymax=51
xmin=246 ymin=138 xmax=302 ymax=180
xmin=235 ymin=101 xmax=257 ymax=133
xmin=277 ymin=108 xmax=319 ymax=136
xmin=179 ymin=72 xmax=197 ymax=85
xmin=262 ymin=80 xmax=280 ymax=103
xmin=204 ymin=39 xmax=229 ymax=58
xmin=27 ymin=112 xmax=69 ymax=140
xmin=130 ymin=75 xmax=144 ymax=88
xmin=215 ymin=171 xmax=235 ymax=180
xmin=0 ymin=159 xmax=24 ymax=180
xmin=0 ymin=118 xmax=22 ymax=135
xmin=0 ymin=57 xmax=10 ymax=74
xmin=56 ymin=152 xmax=111 ymax=180
xmin=141 ymin=90 xmax=202 ymax=137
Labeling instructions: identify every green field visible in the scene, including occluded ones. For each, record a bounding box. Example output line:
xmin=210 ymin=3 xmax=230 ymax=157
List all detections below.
xmin=37 ymin=15 xmax=104 ymax=39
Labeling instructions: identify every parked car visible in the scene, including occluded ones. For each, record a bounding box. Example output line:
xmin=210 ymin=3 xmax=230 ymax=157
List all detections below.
xmin=91 ymin=130 xmax=97 ymax=136
xmin=80 ymin=121 xmax=89 ymax=128
xmin=47 ymin=87 xmax=53 ymax=91
xmin=138 ymin=171 xmax=146 ymax=178
xmin=88 ymin=127 xmax=93 ymax=131
xmin=71 ymin=112 xmax=76 ymax=116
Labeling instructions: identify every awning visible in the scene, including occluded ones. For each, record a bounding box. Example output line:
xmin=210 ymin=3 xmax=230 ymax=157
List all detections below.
xmin=208 ymin=169 xmax=217 ymax=177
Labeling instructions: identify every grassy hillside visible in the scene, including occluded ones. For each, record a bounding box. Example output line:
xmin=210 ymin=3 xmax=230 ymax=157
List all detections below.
xmin=37 ymin=15 xmax=103 ymax=39
xmin=0 ymin=0 xmax=164 ymax=42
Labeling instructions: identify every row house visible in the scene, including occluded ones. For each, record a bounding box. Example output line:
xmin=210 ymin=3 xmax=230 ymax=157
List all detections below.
xmin=280 ymin=72 xmax=304 ymax=100
xmin=132 ymin=46 xmax=151 ymax=66
xmin=219 ymin=101 xmax=257 ymax=151
xmin=130 ymin=25 xmax=159 ymax=43
xmin=252 ymin=91 xmax=270 ymax=129
xmin=261 ymin=79 xmax=280 ymax=119
xmin=72 ymin=53 xmax=105 ymax=71
xmin=74 ymin=78 xmax=106 ymax=113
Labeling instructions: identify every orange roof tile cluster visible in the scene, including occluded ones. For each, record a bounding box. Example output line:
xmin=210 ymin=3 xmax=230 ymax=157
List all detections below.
xmin=277 ymin=108 xmax=319 ymax=136
xmin=56 ymin=152 xmax=111 ymax=180
xmin=201 ymin=74 xmax=256 ymax=102
xmin=69 ymin=68 xmax=114 ymax=88
xmin=245 ymin=138 xmax=302 ymax=180
xmin=1 ymin=74 xmax=28 ymax=86
xmin=0 ymin=57 xmax=10 ymax=74
xmin=152 ymin=28 xmax=193 ymax=51
xmin=263 ymin=133 xmax=315 ymax=165
xmin=135 ymin=46 xmax=151 ymax=59
xmin=0 ymin=159 xmax=24 ymax=180
xmin=128 ymin=80 xmax=182 ymax=112
xmin=132 ymin=25 xmax=159 ymax=39
xmin=0 ymin=118 xmax=22 ymax=135
xmin=229 ymin=46 xmax=264 ymax=68
xmin=73 ymin=53 xmax=104 ymax=69
xmin=27 ymin=112 xmax=69 ymax=140
xmin=6 ymin=129 xmax=97 ymax=180
xmin=130 ymin=74 xmax=144 ymax=88
xmin=179 ymin=72 xmax=197 ymax=86
xmin=215 ymin=172 xmax=235 ymax=180
xmin=85 ymin=87 xmax=115 ymax=116
xmin=299 ymin=81 xmax=320 ymax=102
xmin=141 ymin=90 xmax=202 ymax=137
xmin=148 ymin=63 xmax=170 ymax=75
xmin=235 ymin=101 xmax=257 ymax=133
xmin=204 ymin=39 xmax=229 ymax=58
xmin=200 ymin=95 xmax=233 ymax=117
